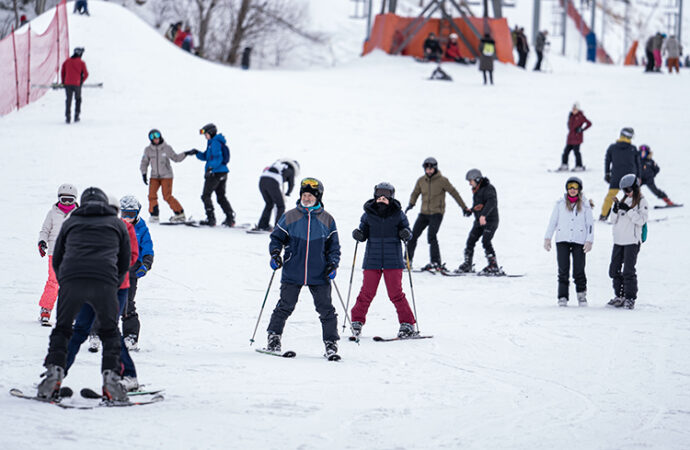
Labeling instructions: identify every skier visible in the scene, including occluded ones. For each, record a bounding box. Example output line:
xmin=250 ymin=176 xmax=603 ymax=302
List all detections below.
xmin=534 ymin=30 xmax=548 ymax=71
xmin=73 ymin=0 xmax=89 ymax=15
xmin=478 ymin=33 xmax=496 ymax=85
xmin=254 ymin=159 xmax=300 ymax=232
xmin=405 ymin=157 xmax=471 ymax=271
xmin=119 ymin=196 xmax=154 ymax=351
xmin=265 ymin=178 xmax=341 ymax=359
xmin=607 ymin=174 xmax=649 ymax=309
xmin=61 ymin=47 xmax=88 ymax=123
xmin=600 ymin=127 xmax=641 ymax=221
xmin=456 ymin=169 xmax=500 ymax=274
xmin=558 ymin=102 xmax=592 ymax=171
xmin=36 ymin=187 xmax=130 ymax=402
xmin=543 ymin=177 xmax=594 ymax=307
xmin=37 ymin=184 xmax=78 ymax=325
xmin=350 ymin=182 xmax=416 ymax=338
xmin=140 ymin=129 xmax=188 ymax=223
xmin=184 ymin=123 xmax=235 ymax=227
xmin=638 ymin=144 xmax=678 ymax=206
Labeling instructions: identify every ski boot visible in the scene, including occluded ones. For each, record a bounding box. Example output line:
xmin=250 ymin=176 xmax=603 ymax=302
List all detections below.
xmin=88 ymin=333 xmax=100 ymax=353
xmin=74 ymin=114 xmax=80 ymax=123
xmin=169 ymin=210 xmax=186 ymax=223
xmin=37 ymin=365 xmax=64 ymax=400
xmin=572 ymin=166 xmax=585 ymax=172
xmin=149 ymin=215 xmax=160 ymax=224
xmin=199 ymin=210 xmax=216 ymax=227
xmin=266 ymin=333 xmax=281 ymax=352
xmin=577 ymin=291 xmax=588 ymax=307
xmin=102 ymin=369 xmax=129 ymax=402
xmin=662 ymin=197 xmax=676 ymax=206
xmin=351 ymin=321 xmax=363 ymax=337
xmin=324 ymin=340 xmax=339 ymax=359
xmin=420 ymin=262 xmax=441 ymax=272
xmin=120 ymin=376 xmax=139 ymax=392
xmin=397 ymin=322 xmax=416 ymax=339
xmin=39 ymin=307 xmax=51 ymax=325
xmin=456 ymin=250 xmax=474 ymax=273
xmin=606 ymin=297 xmax=625 ymax=308
xmin=556 ymin=164 xmax=568 ymax=172
xmin=480 ymin=254 xmax=501 ymax=275
xmin=557 ymin=297 xmax=568 ymax=307
xmin=221 ymin=217 xmax=236 ymax=227
xmin=124 ymin=334 xmax=139 ymax=352
xmin=623 ymin=298 xmax=635 ymax=310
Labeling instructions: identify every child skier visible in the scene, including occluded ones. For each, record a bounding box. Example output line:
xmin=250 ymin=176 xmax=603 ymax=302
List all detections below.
xmin=37 ymin=183 xmax=78 ymax=325
xmin=253 ymin=159 xmax=299 ymax=232
xmin=350 ymin=182 xmax=416 ymax=338
xmin=543 ymin=177 xmax=594 ymax=307
xmin=638 ymin=144 xmax=678 ymax=207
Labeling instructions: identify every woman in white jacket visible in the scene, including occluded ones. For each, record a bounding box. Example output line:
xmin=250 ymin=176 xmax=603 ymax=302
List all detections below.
xmin=544 ymin=177 xmax=594 ymax=307
xmin=607 ymin=174 xmax=649 ymax=310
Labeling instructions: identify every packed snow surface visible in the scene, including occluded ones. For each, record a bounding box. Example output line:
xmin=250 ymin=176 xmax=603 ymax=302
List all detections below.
xmin=1 ymin=2 xmax=689 ymax=449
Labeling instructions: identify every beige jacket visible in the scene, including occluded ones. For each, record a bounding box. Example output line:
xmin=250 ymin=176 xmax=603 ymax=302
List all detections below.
xmin=38 ymin=204 xmax=74 ymax=255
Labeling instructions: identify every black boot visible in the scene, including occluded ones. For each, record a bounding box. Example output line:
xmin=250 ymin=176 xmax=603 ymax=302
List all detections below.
xmin=199 ymin=210 xmax=216 ymax=226
xmin=481 ymin=253 xmax=501 ymax=274
xmin=456 ymin=250 xmax=474 ymax=273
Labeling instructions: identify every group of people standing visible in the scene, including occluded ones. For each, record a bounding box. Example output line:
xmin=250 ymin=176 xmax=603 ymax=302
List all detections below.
xmin=644 ymin=32 xmax=683 ymax=73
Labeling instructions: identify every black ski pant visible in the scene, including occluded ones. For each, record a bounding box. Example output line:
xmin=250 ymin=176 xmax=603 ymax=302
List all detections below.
xmin=267 ymin=283 xmax=339 ymax=342
xmin=642 ymin=178 xmax=667 ymax=199
xmin=407 ymin=213 xmax=444 ymax=265
xmin=45 ymin=278 xmax=121 ymax=372
xmin=517 ymin=51 xmax=527 ymax=68
xmin=645 ymin=50 xmax=655 ymax=71
xmin=465 ymin=220 xmax=498 ymax=260
xmin=534 ymin=51 xmax=543 ymax=70
xmin=556 ymin=242 xmax=587 ymax=299
xmin=562 ymin=144 xmax=583 ymax=167
xmin=609 ymin=243 xmax=641 ymax=300
xmin=258 ymin=177 xmax=284 ymax=229
xmin=64 ymin=85 xmax=82 ymax=120
xmin=122 ymin=271 xmax=140 ymax=339
xmin=482 ymin=70 xmax=493 ymax=85
xmin=201 ymin=172 xmax=234 ymax=220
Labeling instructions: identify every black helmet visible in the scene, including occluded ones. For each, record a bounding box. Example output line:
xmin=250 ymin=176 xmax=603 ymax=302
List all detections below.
xmin=73 ymin=47 xmax=84 ymax=57
xmin=299 ymin=177 xmax=324 ymax=202
xmin=422 ymin=157 xmax=438 ymax=169
xmin=80 ymin=186 xmax=107 ymax=204
xmin=565 ymin=176 xmax=583 ymax=191
xmin=465 ymin=168 xmax=482 ymax=182
xmin=619 ymin=173 xmax=638 ymax=190
xmin=200 ymin=123 xmax=217 ymax=137
xmin=148 ymin=129 xmax=162 ymax=142
xmin=373 ymin=182 xmax=395 ymax=199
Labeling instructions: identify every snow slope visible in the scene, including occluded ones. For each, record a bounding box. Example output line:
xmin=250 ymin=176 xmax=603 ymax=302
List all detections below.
xmin=1 ymin=2 xmax=689 ymax=449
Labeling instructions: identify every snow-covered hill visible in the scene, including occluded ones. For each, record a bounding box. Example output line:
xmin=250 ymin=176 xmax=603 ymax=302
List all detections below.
xmin=1 ymin=2 xmax=689 ymax=449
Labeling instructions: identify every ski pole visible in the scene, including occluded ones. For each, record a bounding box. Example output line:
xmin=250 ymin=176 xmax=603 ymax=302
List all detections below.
xmin=405 ymin=243 xmax=420 ymax=333
xmin=341 ymin=241 xmax=359 ymax=332
xmin=331 ymin=280 xmax=359 ymax=344
xmin=249 ymin=269 xmax=276 ymax=346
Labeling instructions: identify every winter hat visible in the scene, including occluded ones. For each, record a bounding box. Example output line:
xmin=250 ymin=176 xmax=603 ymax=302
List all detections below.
xmin=80 ymin=187 xmax=107 ymax=204
xmin=620 ymin=127 xmax=634 ymax=139
xmin=299 ymin=177 xmax=324 ymax=203
xmin=573 ymin=101 xmax=580 ymax=110
xmin=200 ymin=123 xmax=217 ymax=137
xmin=373 ymin=182 xmax=395 ymax=199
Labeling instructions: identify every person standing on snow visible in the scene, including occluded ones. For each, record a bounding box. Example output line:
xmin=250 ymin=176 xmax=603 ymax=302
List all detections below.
xmin=534 ymin=30 xmax=548 ymax=71
xmin=265 ymin=178 xmax=341 ymax=359
xmin=350 ymin=182 xmax=417 ymax=339
xmin=405 ymin=157 xmax=471 ymax=271
xmin=644 ymin=35 xmax=655 ymax=72
xmin=543 ymin=177 xmax=594 ymax=307
xmin=61 ymin=47 xmax=88 ymax=123
xmin=662 ymin=35 xmax=682 ymax=73
xmin=638 ymin=144 xmax=678 ymax=207
xmin=253 ymin=159 xmax=299 ymax=232
xmin=478 ymin=33 xmax=496 ymax=85
xmin=140 ymin=129 xmax=188 ymax=223
xmin=37 ymin=184 xmax=78 ymax=325
xmin=652 ymin=32 xmax=664 ymax=71
xmin=600 ymin=127 xmax=641 ymax=221
xmin=558 ymin=102 xmax=592 ymax=171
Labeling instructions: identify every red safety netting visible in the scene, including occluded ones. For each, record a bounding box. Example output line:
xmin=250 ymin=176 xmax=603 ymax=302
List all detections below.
xmin=0 ymin=0 xmax=69 ymax=116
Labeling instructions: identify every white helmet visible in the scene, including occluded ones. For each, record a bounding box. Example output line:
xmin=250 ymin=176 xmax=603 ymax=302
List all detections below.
xmin=108 ymin=194 xmax=120 ymax=211
xmin=57 ymin=183 xmax=78 ymax=198
xmin=120 ymin=195 xmax=141 ymax=212
xmin=449 ymin=33 xmax=458 ymax=39
xmin=277 ymin=158 xmax=300 ymax=178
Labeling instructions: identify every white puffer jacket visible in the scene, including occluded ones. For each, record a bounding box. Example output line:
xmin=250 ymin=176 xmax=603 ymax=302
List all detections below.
xmin=612 ymin=196 xmax=649 ymax=245
xmin=544 ymin=195 xmax=594 ymax=245
xmin=38 ymin=204 xmax=74 ymax=255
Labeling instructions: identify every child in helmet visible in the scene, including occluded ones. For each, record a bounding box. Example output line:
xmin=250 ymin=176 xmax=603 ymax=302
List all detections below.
xmin=37 ymin=184 xmax=78 ymax=324
xmin=254 ymin=159 xmax=300 ymax=231
xmin=638 ymin=144 xmax=678 ymax=207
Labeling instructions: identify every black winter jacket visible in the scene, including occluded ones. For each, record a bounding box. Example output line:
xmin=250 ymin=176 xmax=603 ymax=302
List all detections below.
xmin=640 ymin=157 xmax=660 ymax=183
xmin=357 ymin=198 xmax=411 ymax=270
xmin=604 ymin=140 xmax=641 ymax=189
xmin=470 ymin=178 xmax=499 ymax=224
xmin=52 ymin=200 xmax=131 ymax=286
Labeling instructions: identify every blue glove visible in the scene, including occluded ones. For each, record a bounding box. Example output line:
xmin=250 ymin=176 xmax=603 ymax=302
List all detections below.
xmin=326 ymin=264 xmax=337 ymax=280
xmin=135 ymin=264 xmax=148 ymax=278
xmin=270 ymin=253 xmax=282 ymax=270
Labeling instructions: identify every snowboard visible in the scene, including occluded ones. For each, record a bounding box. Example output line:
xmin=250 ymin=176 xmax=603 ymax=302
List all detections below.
xmin=548 ymin=167 xmax=588 ymax=173
xmin=80 ymin=387 xmax=165 ymax=399
xmin=160 ymin=216 xmax=199 ymax=227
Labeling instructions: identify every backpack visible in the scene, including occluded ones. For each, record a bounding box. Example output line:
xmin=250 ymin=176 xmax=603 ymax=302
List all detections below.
xmin=641 ymin=222 xmax=648 ymax=242
xmin=220 ymin=141 xmax=230 ymax=165
xmin=482 ymin=43 xmax=495 ymax=57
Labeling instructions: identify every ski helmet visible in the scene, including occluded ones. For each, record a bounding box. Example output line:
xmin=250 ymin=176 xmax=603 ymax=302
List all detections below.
xmin=565 ymin=176 xmax=583 ymax=191
xmin=200 ymin=123 xmax=217 ymax=137
xmin=465 ymin=168 xmax=483 ymax=182
xmin=107 ymin=194 xmax=120 ymax=211
xmin=572 ymin=101 xmax=580 ymax=110
xmin=299 ymin=177 xmax=324 ymax=202
xmin=73 ymin=47 xmax=84 ymax=57
xmin=277 ymin=158 xmax=300 ymax=178
xmin=373 ymin=182 xmax=395 ymax=199
xmin=620 ymin=127 xmax=634 ymax=139
xmin=619 ymin=174 xmax=638 ymax=191
xmin=422 ymin=157 xmax=438 ymax=169
xmin=639 ymin=144 xmax=651 ymax=160
xmin=148 ymin=129 xmax=162 ymax=142
xmin=57 ymin=183 xmax=78 ymax=199
xmin=80 ymin=187 xmax=107 ymax=204
xmin=120 ymin=195 xmax=141 ymax=212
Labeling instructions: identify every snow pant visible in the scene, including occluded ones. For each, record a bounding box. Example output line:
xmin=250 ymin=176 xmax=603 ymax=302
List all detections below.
xmin=561 ymin=144 xmax=583 ymax=167
xmin=148 ymin=178 xmax=183 ymax=215
xmin=267 ymin=283 xmax=339 ymax=342
xmin=642 ymin=178 xmax=667 ymax=199
xmin=201 ymin=172 xmax=234 ymax=220
xmin=64 ymin=85 xmax=81 ymax=120
xmin=122 ymin=271 xmax=140 ymax=339
xmin=407 ymin=213 xmax=444 ymax=265
xmin=74 ymin=0 xmax=89 ymax=14
xmin=482 ymin=70 xmax=493 ymax=85
xmin=556 ymin=242 xmax=587 ymax=299
xmin=465 ymin=220 xmax=498 ymax=260
xmin=645 ymin=50 xmax=655 ymax=71
xmin=45 ymin=278 xmax=121 ymax=372
xmin=601 ymin=188 xmax=619 ymax=218
xmin=609 ymin=244 xmax=640 ymax=300
xmin=258 ymin=177 xmax=284 ymax=229
xmin=667 ymin=58 xmax=680 ymax=73
xmin=39 ymin=255 xmax=59 ymax=310
xmin=653 ymin=49 xmax=662 ymax=69
xmin=517 ymin=51 xmax=528 ymax=68
xmin=534 ymin=51 xmax=543 ymax=70
xmin=65 ymin=288 xmax=136 ymax=377
xmin=351 ymin=269 xmax=416 ymax=325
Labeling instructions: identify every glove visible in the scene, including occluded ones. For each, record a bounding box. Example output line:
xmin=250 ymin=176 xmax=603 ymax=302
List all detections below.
xmin=404 ymin=205 xmax=413 ymax=213
xmin=605 ymin=173 xmax=611 ymax=183
xmin=135 ymin=264 xmax=148 ymax=278
xmin=325 ymin=264 xmax=337 ymax=280
xmin=618 ymin=201 xmax=630 ymax=212
xmin=543 ymin=239 xmax=551 ymax=251
xmin=583 ymin=242 xmax=593 ymax=253
xmin=575 ymin=127 xmax=583 ymax=133
xmin=270 ymin=252 xmax=282 ymax=270
xmin=142 ymin=173 xmax=148 ymax=185
xmin=38 ymin=240 xmax=47 ymax=257
xmin=398 ymin=228 xmax=412 ymax=242
xmin=352 ymin=228 xmax=365 ymax=242
xmin=612 ymin=200 xmax=619 ymax=214
xmin=463 ymin=208 xmax=472 ymax=217
xmin=184 ymin=149 xmax=199 ymax=156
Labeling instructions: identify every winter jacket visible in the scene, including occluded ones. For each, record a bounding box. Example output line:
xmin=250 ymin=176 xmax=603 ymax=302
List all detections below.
xmin=517 ymin=32 xmax=529 ymax=52
xmin=478 ymin=38 xmax=496 ymax=71
xmin=260 ymin=161 xmax=296 ymax=196
xmin=566 ymin=111 xmax=592 ymax=145
xmin=61 ymin=56 xmax=88 ymax=86
xmin=445 ymin=41 xmax=461 ymax=59
xmin=409 ymin=170 xmax=467 ymax=215
xmin=423 ymin=37 xmax=443 ymax=57
xmin=269 ymin=203 xmax=340 ymax=286
xmin=652 ymin=33 xmax=664 ymax=51
xmin=121 ymin=220 xmax=139 ymax=290
xmin=52 ymin=200 xmax=130 ymax=286
xmin=132 ymin=218 xmax=154 ymax=271
xmin=662 ymin=37 xmax=682 ymax=58
xmin=140 ymin=140 xmax=186 ymax=179
xmin=470 ymin=178 xmax=498 ymax=223
xmin=612 ymin=196 xmax=649 ymax=245
xmin=196 ymin=133 xmax=229 ymax=174
xmin=535 ymin=32 xmax=547 ymax=52
xmin=39 ymin=203 xmax=76 ymax=255
xmin=604 ymin=139 xmax=641 ymax=189
xmin=544 ymin=195 xmax=594 ymax=245
xmin=645 ymin=37 xmax=654 ymax=52
xmin=640 ymin=157 xmax=660 ymax=183
xmin=174 ymin=30 xmax=188 ymax=47
xmin=356 ymin=198 xmax=411 ymax=270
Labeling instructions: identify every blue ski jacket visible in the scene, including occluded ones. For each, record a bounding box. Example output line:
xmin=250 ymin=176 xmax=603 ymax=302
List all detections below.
xmin=195 ymin=133 xmax=229 ymax=174
xmin=356 ymin=198 xmax=410 ymax=270
xmin=133 ymin=218 xmax=154 ymax=265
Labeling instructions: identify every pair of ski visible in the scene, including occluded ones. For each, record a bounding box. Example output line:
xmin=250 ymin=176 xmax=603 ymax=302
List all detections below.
xmin=413 ymin=267 xmax=523 ymax=278
xmin=653 ymin=204 xmax=683 ymax=209
xmin=160 ymin=219 xmax=253 ymax=229
xmin=10 ymin=387 xmax=164 ymax=409
xmin=31 ymin=82 xmax=104 ymax=89
xmin=348 ymin=335 xmax=434 ymax=342
xmin=255 ymin=348 xmax=341 ymax=361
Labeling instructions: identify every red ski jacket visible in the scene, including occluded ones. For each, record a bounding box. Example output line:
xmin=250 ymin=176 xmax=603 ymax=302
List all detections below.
xmin=566 ymin=111 xmax=592 ymax=145
xmin=61 ymin=57 xmax=89 ymax=86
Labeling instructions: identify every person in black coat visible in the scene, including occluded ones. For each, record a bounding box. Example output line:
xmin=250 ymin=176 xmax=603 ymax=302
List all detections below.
xmin=37 ymin=187 xmax=131 ymax=402
xmin=254 ymin=159 xmax=299 ymax=231
xmin=600 ymin=127 xmax=641 ymax=220
xmin=423 ymin=32 xmax=443 ymax=62
xmin=241 ymin=47 xmax=252 ymax=70
xmin=639 ymin=144 xmax=677 ymax=206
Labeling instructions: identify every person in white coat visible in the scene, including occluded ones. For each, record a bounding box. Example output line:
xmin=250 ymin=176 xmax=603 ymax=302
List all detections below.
xmin=544 ymin=177 xmax=594 ymax=307
xmin=607 ymin=174 xmax=649 ymax=310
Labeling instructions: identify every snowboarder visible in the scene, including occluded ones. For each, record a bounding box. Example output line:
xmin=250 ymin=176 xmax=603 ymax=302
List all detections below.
xmin=638 ymin=144 xmax=677 ymax=206
xmin=662 ymin=35 xmax=682 ymax=73
xmin=558 ymin=102 xmax=592 ymax=171
xmin=543 ymin=177 xmax=594 ymax=307
xmin=73 ymin=0 xmax=89 ymax=15
xmin=456 ymin=169 xmax=500 ymax=274
xmin=36 ymin=187 xmax=131 ymax=402
xmin=600 ymin=127 xmax=641 ymax=221
xmin=444 ymin=33 xmax=472 ymax=64
xmin=140 ymin=129 xmax=188 ymax=223
xmin=61 ymin=47 xmax=88 ymax=123
xmin=405 ymin=157 xmax=471 ymax=271
xmin=350 ymin=182 xmax=416 ymax=338
xmin=423 ymin=32 xmax=443 ymax=62
xmin=478 ymin=33 xmax=496 ymax=85
xmin=254 ymin=159 xmax=300 ymax=232
xmin=37 ymin=183 xmax=78 ymax=325
xmin=184 ymin=123 xmax=235 ymax=227
xmin=607 ymin=174 xmax=649 ymax=310
xmin=266 ymin=178 xmax=341 ymax=359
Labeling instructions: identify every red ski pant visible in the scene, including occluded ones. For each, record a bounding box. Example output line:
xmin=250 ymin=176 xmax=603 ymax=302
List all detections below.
xmin=351 ymin=269 xmax=415 ymax=325
xmin=39 ymin=255 xmax=59 ymax=310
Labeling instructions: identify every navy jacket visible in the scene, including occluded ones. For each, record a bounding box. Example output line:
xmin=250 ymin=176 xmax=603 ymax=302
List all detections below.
xmin=604 ymin=140 xmax=641 ymax=188
xmin=196 ymin=133 xmax=229 ymax=174
xmin=640 ymin=157 xmax=660 ymax=183
xmin=356 ymin=199 xmax=410 ymax=270
xmin=270 ymin=203 xmax=340 ymax=286
xmin=470 ymin=178 xmax=499 ymax=224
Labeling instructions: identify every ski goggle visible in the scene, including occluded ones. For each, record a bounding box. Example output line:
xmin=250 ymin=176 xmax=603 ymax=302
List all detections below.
xmin=566 ymin=183 xmax=580 ymax=191
xmin=199 ymin=128 xmax=213 ymax=135
xmin=622 ymin=187 xmax=633 ymax=194
xmin=121 ymin=210 xmax=138 ymax=219
xmin=423 ymin=163 xmax=436 ymax=169
xmin=301 ymin=178 xmax=320 ymax=189
xmin=149 ymin=131 xmax=161 ymax=140
xmin=59 ymin=195 xmax=76 ymax=205
xmin=375 ymin=188 xmax=393 ymax=198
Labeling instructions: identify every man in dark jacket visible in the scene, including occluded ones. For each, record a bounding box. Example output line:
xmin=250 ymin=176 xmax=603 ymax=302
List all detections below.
xmin=350 ymin=182 xmax=416 ymax=339
xmin=61 ymin=47 xmax=88 ymax=123
xmin=600 ymin=127 xmax=641 ymax=220
xmin=516 ymin=28 xmax=529 ymax=68
xmin=456 ymin=169 xmax=500 ymax=274
xmin=254 ymin=159 xmax=299 ymax=232
xmin=37 ymin=187 xmax=131 ymax=402
xmin=266 ymin=178 xmax=341 ymax=359
xmin=644 ymin=36 xmax=655 ymax=72
xmin=423 ymin=32 xmax=443 ymax=62
xmin=559 ymin=102 xmax=592 ymax=171
xmin=534 ymin=30 xmax=548 ymax=71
